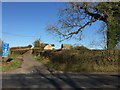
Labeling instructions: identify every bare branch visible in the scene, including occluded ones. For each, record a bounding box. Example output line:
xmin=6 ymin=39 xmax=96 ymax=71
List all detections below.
xmin=59 ymin=19 xmax=97 ymax=42
xmin=69 ymin=2 xmax=108 ymax=23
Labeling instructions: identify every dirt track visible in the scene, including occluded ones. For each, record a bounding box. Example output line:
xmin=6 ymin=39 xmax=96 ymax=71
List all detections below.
xmin=3 ymin=50 xmax=50 ymax=74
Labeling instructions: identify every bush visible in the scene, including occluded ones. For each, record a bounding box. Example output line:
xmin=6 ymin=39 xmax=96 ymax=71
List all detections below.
xmin=50 ymin=50 xmax=77 ymax=64
xmin=10 ymin=49 xmax=29 ymax=55
xmin=73 ymin=45 xmax=89 ymax=51
xmin=46 ymin=49 xmax=120 ymax=72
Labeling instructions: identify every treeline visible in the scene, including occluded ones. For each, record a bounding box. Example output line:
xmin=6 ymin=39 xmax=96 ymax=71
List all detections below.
xmin=10 ymin=45 xmax=32 ymax=50
xmin=10 ymin=45 xmax=32 ymax=55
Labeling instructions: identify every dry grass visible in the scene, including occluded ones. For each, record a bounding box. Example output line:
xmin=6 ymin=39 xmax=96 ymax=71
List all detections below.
xmin=33 ymin=48 xmax=120 ymax=72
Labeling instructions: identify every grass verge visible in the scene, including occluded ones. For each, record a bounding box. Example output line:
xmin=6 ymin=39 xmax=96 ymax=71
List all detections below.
xmin=2 ymin=54 xmax=23 ymax=72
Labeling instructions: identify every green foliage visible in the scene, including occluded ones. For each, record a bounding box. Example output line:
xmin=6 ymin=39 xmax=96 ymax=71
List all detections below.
xmin=10 ymin=45 xmax=32 ymax=49
xmin=10 ymin=45 xmax=32 ymax=55
xmin=33 ymin=39 xmax=46 ymax=52
xmin=27 ymin=44 xmax=32 ymax=48
xmin=2 ymin=54 xmax=23 ymax=72
xmin=32 ymin=48 xmax=42 ymax=56
xmin=97 ymin=2 xmax=120 ymax=49
xmin=73 ymin=45 xmax=89 ymax=51
xmin=2 ymin=60 xmax=23 ymax=72
xmin=33 ymin=39 xmax=41 ymax=48
xmin=33 ymin=55 xmax=49 ymax=64
xmin=10 ymin=49 xmax=29 ymax=55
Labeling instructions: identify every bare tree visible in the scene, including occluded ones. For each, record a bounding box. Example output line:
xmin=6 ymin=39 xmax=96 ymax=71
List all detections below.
xmin=47 ymin=2 xmax=120 ymax=49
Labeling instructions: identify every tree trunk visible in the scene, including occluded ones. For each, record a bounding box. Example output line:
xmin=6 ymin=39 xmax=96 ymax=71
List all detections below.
xmin=107 ymin=22 xmax=117 ymax=49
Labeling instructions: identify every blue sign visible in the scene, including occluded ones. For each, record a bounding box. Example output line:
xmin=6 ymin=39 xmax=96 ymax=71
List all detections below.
xmin=2 ymin=43 xmax=9 ymax=57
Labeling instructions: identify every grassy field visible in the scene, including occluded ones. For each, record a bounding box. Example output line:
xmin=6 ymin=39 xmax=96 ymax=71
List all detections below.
xmin=2 ymin=54 xmax=23 ymax=72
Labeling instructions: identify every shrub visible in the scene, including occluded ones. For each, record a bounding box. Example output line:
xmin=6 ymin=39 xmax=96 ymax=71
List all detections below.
xmin=10 ymin=49 xmax=29 ymax=55
xmin=73 ymin=45 xmax=89 ymax=51
xmin=46 ymin=49 xmax=120 ymax=72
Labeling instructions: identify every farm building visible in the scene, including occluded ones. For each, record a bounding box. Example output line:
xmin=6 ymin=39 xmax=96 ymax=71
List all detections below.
xmin=61 ymin=44 xmax=73 ymax=50
xmin=44 ymin=44 xmax=55 ymax=50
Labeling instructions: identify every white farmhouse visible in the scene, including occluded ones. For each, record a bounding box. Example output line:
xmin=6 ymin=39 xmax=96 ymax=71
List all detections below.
xmin=44 ymin=44 xmax=55 ymax=50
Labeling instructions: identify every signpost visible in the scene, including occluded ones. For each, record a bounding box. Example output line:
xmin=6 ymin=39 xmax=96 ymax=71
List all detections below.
xmin=2 ymin=43 xmax=9 ymax=63
xmin=2 ymin=43 xmax=9 ymax=57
